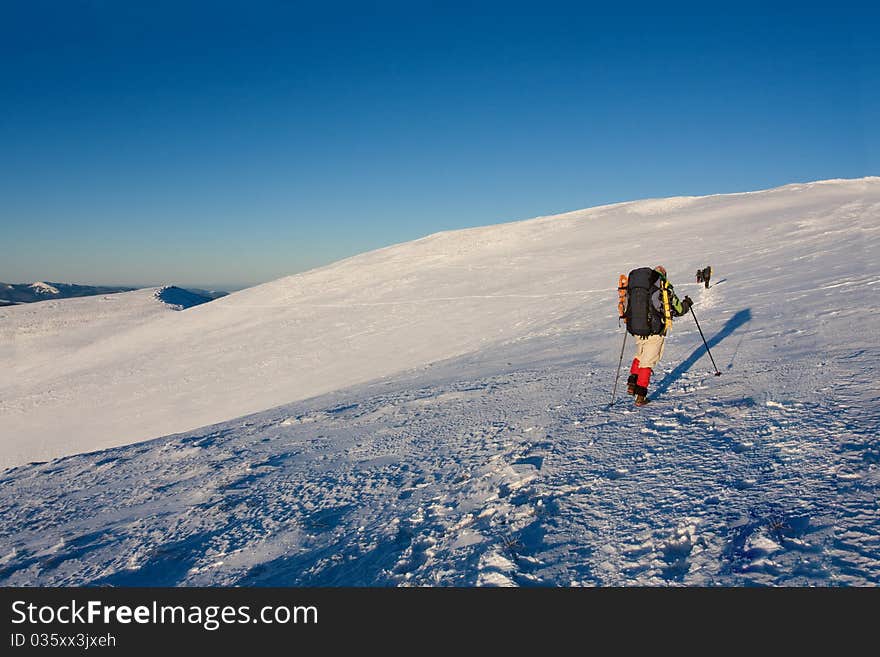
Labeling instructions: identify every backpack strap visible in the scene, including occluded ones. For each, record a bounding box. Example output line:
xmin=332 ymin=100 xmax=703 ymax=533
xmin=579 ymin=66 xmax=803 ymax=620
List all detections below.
xmin=660 ymin=279 xmax=672 ymax=336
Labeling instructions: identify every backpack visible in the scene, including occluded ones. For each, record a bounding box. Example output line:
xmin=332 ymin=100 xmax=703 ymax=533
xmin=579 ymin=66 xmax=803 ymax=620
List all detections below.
xmin=622 ymin=267 xmax=666 ymax=337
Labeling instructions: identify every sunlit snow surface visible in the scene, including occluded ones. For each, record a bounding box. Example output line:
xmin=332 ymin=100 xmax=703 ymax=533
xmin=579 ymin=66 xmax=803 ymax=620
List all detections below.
xmin=1 ymin=178 xmax=878 ymax=585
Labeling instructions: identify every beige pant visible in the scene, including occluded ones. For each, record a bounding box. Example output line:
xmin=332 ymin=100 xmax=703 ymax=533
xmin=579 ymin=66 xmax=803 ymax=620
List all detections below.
xmin=634 ymin=334 xmax=665 ymax=369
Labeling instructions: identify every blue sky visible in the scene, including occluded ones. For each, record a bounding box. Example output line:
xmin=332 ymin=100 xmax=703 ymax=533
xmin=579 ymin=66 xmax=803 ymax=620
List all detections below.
xmin=2 ymin=1 xmax=877 ymax=289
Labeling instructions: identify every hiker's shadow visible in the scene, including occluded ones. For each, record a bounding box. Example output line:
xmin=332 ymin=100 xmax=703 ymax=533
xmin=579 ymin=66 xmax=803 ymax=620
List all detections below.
xmin=652 ymin=308 xmax=751 ymax=400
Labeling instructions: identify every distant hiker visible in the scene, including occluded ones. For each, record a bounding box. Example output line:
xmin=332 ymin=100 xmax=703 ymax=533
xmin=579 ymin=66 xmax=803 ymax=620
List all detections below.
xmin=696 ymin=265 xmax=712 ymax=289
xmin=623 ymin=265 xmax=692 ymax=406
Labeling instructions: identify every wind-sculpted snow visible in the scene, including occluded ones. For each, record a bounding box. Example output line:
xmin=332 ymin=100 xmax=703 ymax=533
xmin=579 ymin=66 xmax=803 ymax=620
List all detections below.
xmin=0 ymin=328 xmax=877 ymax=586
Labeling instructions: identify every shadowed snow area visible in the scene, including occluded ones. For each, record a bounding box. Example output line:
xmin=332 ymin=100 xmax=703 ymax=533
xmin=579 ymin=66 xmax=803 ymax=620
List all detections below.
xmin=0 ymin=177 xmax=878 ymax=585
xmin=154 ymin=286 xmax=212 ymax=310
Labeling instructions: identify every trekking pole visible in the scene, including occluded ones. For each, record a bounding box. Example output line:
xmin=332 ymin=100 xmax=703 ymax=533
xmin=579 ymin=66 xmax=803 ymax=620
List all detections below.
xmin=689 ymin=305 xmax=721 ymax=376
xmin=609 ymin=330 xmax=628 ymax=406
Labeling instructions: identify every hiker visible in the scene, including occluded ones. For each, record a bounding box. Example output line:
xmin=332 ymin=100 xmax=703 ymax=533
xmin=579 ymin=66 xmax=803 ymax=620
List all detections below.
xmin=696 ymin=265 xmax=712 ymax=289
xmin=625 ymin=265 xmax=692 ymax=406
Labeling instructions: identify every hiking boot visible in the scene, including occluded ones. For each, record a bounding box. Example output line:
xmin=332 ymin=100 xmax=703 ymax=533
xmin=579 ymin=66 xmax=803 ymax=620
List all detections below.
xmin=626 ymin=374 xmax=638 ymax=395
xmin=634 ymin=394 xmax=650 ymax=406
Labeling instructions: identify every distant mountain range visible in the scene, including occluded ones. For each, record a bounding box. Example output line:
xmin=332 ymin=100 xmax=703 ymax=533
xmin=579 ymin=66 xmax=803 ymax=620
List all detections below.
xmin=0 ymin=282 xmax=227 ymax=306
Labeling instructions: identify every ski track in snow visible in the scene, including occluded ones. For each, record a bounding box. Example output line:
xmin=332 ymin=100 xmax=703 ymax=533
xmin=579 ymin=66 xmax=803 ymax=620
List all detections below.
xmin=0 ymin=338 xmax=877 ymax=586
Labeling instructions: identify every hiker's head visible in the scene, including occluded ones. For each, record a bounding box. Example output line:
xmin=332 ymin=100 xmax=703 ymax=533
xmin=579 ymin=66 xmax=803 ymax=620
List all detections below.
xmin=654 ymin=265 xmax=667 ymax=278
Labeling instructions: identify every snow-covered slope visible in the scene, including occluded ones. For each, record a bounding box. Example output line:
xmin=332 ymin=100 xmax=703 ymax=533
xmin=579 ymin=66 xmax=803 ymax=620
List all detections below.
xmin=1 ymin=287 xmax=203 ymax=382
xmin=0 ymin=177 xmax=878 ymax=586
xmin=1 ymin=178 xmax=878 ymax=471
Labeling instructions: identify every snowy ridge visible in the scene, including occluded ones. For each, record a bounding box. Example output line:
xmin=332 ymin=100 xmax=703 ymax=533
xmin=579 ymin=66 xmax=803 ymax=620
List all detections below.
xmin=153 ymin=286 xmax=212 ymax=311
xmin=0 ymin=287 xmax=209 ymax=393
xmin=0 ymin=177 xmax=878 ymax=586
xmin=28 ymin=282 xmax=60 ymax=295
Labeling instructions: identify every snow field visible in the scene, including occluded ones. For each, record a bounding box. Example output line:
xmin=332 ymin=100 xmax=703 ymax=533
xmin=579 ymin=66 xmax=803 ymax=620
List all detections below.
xmin=0 ymin=177 xmax=878 ymax=585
